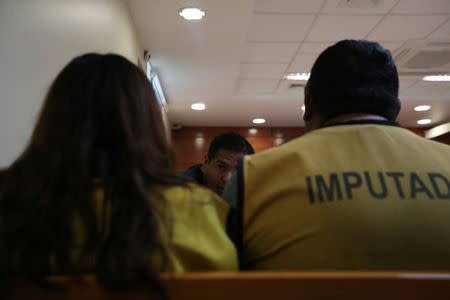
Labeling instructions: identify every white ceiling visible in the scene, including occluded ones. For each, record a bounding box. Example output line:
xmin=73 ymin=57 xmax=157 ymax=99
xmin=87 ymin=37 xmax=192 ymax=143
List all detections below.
xmin=127 ymin=0 xmax=450 ymax=128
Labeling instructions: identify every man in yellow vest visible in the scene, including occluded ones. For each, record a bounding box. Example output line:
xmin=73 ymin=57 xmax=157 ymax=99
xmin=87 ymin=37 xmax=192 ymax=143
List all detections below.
xmin=223 ymin=39 xmax=450 ymax=270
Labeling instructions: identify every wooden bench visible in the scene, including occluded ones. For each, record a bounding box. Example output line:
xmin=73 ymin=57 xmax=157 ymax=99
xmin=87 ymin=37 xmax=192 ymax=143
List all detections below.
xmin=5 ymin=271 xmax=450 ymax=300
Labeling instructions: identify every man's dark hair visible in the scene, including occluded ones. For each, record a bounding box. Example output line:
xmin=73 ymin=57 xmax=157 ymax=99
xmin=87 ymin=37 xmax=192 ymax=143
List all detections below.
xmin=207 ymin=132 xmax=255 ymax=160
xmin=307 ymin=39 xmax=400 ymax=122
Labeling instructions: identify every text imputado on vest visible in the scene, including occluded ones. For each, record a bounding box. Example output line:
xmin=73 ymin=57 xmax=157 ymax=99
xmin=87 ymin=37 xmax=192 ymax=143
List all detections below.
xmin=306 ymin=171 xmax=450 ymax=203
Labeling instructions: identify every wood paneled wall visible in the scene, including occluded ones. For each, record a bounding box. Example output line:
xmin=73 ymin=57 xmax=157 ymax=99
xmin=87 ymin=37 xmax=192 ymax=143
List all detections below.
xmin=432 ymin=132 xmax=450 ymax=145
xmin=171 ymin=127 xmax=426 ymax=171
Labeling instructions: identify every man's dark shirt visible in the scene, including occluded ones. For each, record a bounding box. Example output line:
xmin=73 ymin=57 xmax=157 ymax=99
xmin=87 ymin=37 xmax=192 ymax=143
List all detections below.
xmin=178 ymin=163 xmax=204 ymax=185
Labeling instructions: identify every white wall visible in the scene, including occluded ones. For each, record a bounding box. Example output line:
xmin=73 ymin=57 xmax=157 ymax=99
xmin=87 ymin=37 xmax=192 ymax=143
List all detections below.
xmin=0 ymin=0 xmax=143 ymax=167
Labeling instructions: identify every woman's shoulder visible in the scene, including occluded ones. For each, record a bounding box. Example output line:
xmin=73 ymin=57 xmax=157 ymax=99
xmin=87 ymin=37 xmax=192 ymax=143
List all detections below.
xmin=156 ymin=183 xmax=238 ymax=271
xmin=155 ymin=183 xmax=229 ymax=223
xmin=162 ymin=183 xmax=228 ymax=208
xmin=158 ymin=183 xmax=223 ymax=203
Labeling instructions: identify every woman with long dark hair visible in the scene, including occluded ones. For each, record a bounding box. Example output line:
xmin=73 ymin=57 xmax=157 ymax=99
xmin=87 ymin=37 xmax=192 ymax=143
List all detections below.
xmin=0 ymin=54 xmax=238 ymax=291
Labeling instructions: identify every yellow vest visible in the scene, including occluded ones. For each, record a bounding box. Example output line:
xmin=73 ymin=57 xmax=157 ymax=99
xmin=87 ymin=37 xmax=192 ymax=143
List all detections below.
xmin=243 ymin=124 xmax=450 ymax=270
xmin=161 ymin=184 xmax=238 ymax=271
xmin=72 ymin=183 xmax=238 ymax=272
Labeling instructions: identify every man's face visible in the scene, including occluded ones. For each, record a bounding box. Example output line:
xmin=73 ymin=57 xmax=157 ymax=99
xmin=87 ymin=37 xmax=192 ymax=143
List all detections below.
xmin=201 ymin=149 xmax=242 ymax=195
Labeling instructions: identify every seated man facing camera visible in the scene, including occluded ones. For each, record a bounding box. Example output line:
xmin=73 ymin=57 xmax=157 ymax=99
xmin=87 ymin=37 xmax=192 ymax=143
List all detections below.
xmin=180 ymin=132 xmax=254 ymax=195
xmin=224 ymin=40 xmax=450 ymax=270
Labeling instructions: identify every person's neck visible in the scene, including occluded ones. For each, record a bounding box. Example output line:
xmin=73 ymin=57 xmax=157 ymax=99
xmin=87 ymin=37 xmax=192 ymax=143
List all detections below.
xmin=322 ymin=113 xmax=388 ymax=127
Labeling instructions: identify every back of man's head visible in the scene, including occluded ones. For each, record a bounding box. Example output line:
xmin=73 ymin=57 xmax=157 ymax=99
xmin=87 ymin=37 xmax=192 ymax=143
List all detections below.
xmin=207 ymin=132 xmax=255 ymax=160
xmin=307 ymin=40 xmax=400 ymax=123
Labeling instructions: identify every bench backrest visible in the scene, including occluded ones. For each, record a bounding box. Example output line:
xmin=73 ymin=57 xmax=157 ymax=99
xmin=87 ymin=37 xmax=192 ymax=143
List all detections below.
xmin=5 ymin=271 xmax=450 ymax=300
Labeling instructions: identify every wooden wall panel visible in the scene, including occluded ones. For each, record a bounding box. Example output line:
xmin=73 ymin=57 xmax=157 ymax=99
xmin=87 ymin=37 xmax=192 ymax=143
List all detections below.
xmin=171 ymin=127 xmax=425 ymax=171
xmin=432 ymin=132 xmax=450 ymax=145
xmin=408 ymin=128 xmax=426 ymax=137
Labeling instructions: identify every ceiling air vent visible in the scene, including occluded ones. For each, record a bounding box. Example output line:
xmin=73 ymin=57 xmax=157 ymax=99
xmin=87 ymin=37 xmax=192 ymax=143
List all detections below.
xmin=337 ymin=0 xmax=382 ymax=8
xmin=289 ymin=83 xmax=306 ymax=88
xmin=427 ymin=41 xmax=450 ymax=47
xmin=395 ymin=40 xmax=450 ymax=76
xmin=404 ymin=50 xmax=450 ymax=69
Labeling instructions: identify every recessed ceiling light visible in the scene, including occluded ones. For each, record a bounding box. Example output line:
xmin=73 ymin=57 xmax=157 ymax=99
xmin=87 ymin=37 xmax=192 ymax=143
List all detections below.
xmin=274 ymin=137 xmax=284 ymax=146
xmin=417 ymin=119 xmax=432 ymax=125
xmin=179 ymin=7 xmax=205 ymax=20
xmin=253 ymin=118 xmax=265 ymax=124
xmin=195 ymin=137 xmax=205 ymax=146
xmin=191 ymin=103 xmax=205 ymax=110
xmin=301 ymin=105 xmax=305 ymax=111
xmin=422 ymin=74 xmax=450 ymax=82
xmin=414 ymin=105 xmax=431 ymax=111
xmin=283 ymin=73 xmax=310 ymax=81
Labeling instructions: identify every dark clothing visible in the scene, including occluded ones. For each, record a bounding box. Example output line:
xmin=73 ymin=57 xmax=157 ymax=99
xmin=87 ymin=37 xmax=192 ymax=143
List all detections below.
xmin=178 ymin=164 xmax=204 ymax=185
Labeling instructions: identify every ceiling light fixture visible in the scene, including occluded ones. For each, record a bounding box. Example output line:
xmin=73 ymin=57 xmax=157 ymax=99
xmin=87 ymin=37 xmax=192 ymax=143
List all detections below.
xmin=191 ymin=103 xmax=205 ymax=110
xmin=422 ymin=74 xmax=450 ymax=82
xmin=414 ymin=105 xmax=431 ymax=111
xmin=417 ymin=119 xmax=432 ymax=125
xmin=253 ymin=118 xmax=266 ymax=124
xmin=179 ymin=7 xmax=205 ymax=20
xmin=283 ymin=73 xmax=310 ymax=81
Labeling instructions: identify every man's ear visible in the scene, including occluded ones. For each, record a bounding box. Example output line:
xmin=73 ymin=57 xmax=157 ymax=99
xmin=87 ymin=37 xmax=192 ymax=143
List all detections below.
xmin=203 ymin=153 xmax=209 ymax=165
xmin=303 ymin=85 xmax=313 ymax=122
xmin=201 ymin=154 xmax=208 ymax=174
xmin=200 ymin=163 xmax=206 ymax=174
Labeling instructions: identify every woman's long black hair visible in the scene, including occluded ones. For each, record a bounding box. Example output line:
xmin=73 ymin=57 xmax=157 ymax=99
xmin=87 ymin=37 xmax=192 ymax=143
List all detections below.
xmin=0 ymin=53 xmax=183 ymax=293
